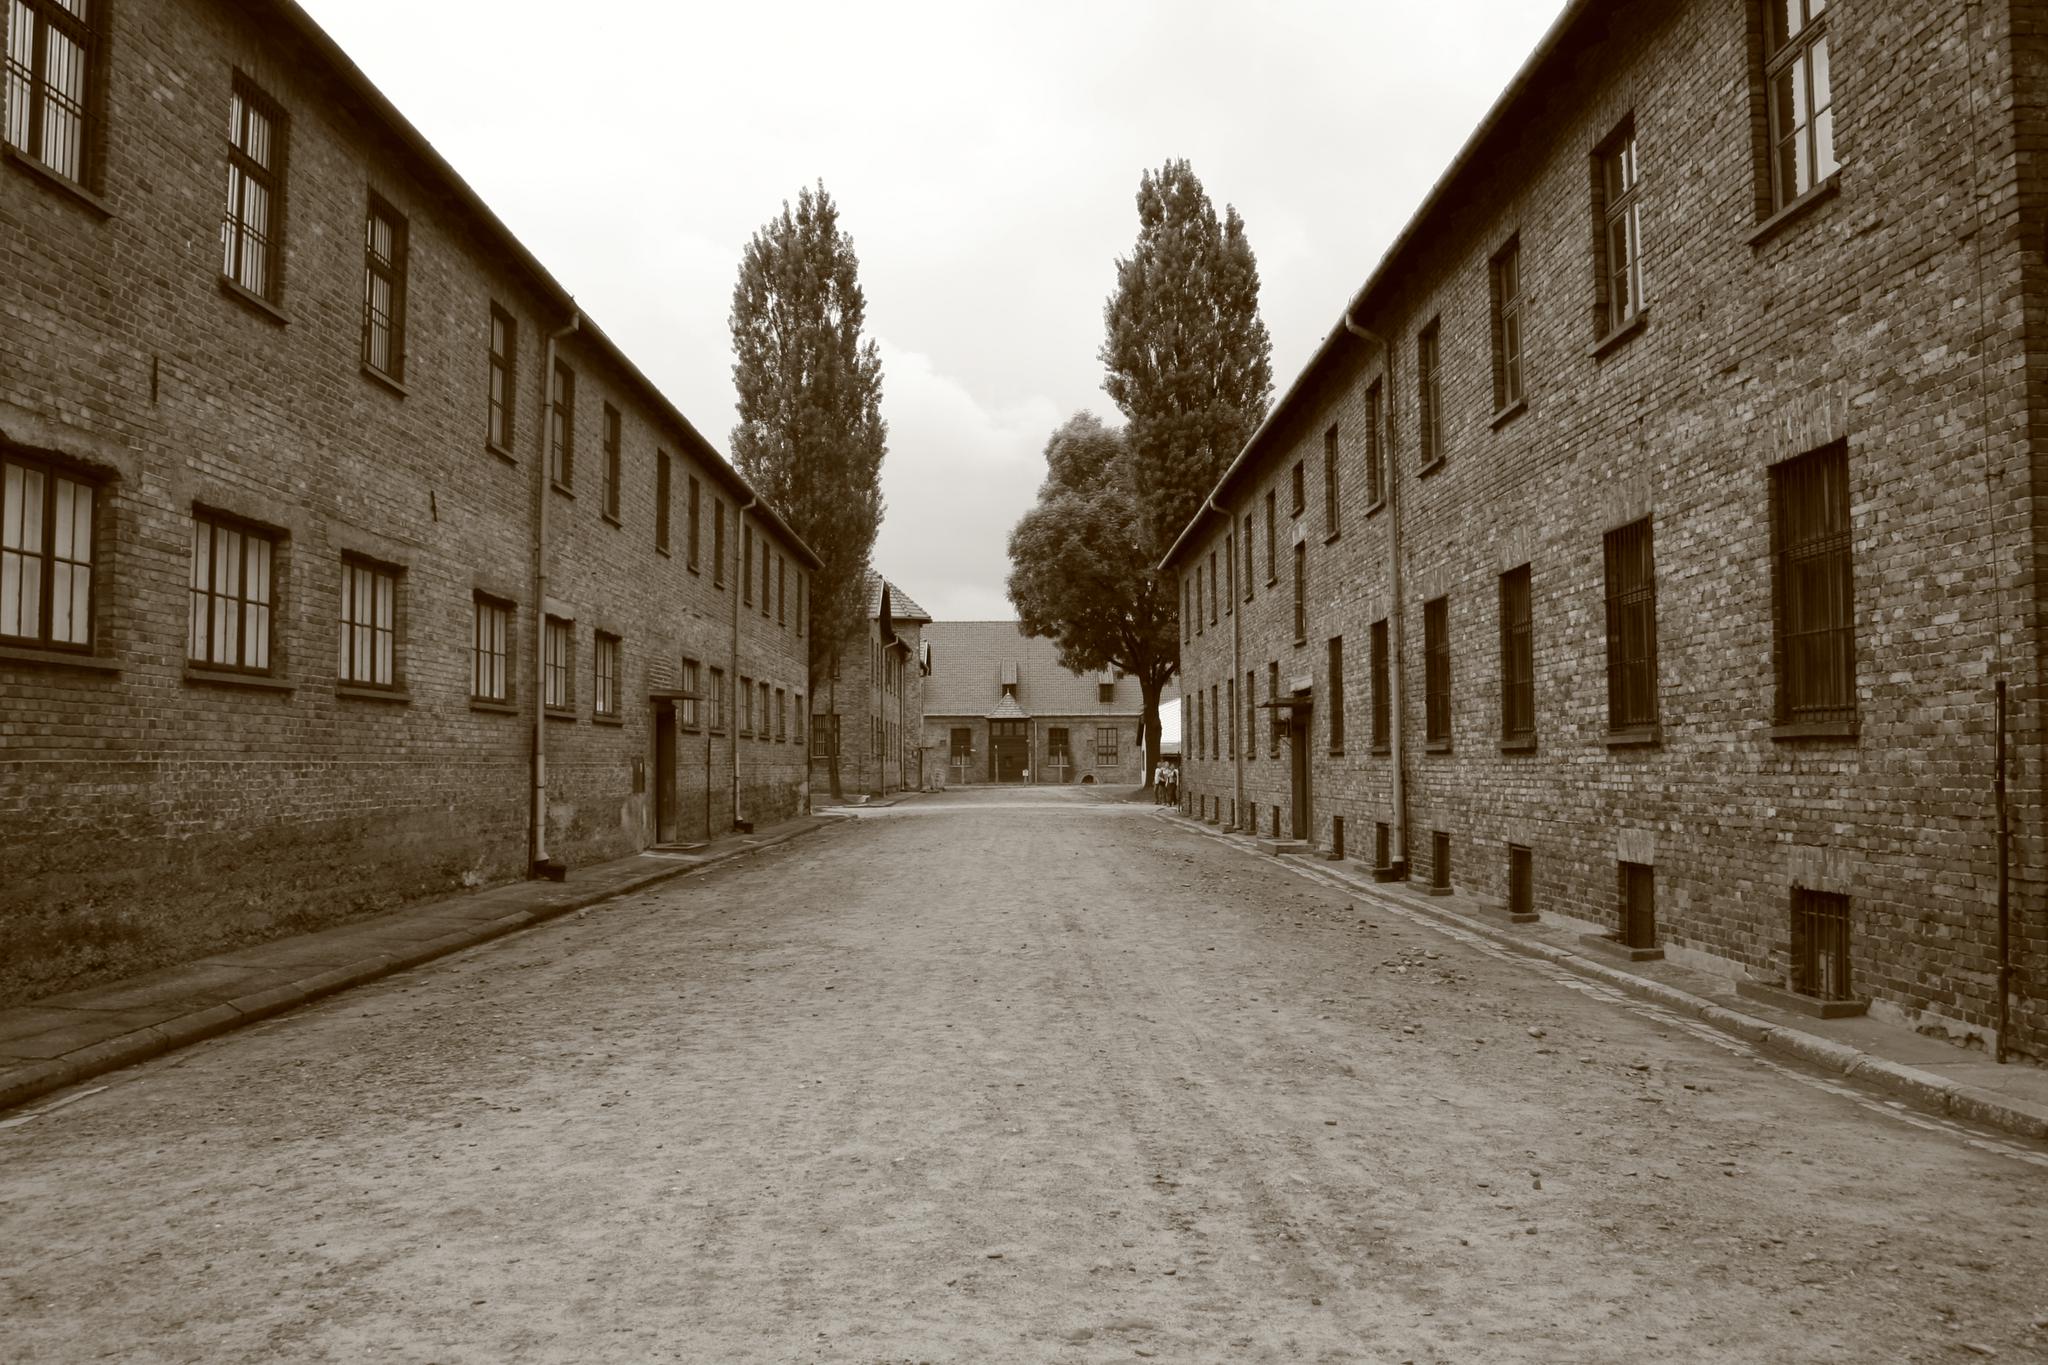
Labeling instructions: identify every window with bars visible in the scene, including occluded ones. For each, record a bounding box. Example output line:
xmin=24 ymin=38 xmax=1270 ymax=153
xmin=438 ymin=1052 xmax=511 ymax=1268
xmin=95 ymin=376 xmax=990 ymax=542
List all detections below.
xmin=685 ymin=474 xmax=700 ymax=568
xmin=1424 ymin=597 xmax=1450 ymax=748
xmin=1499 ymin=564 xmax=1533 ymax=742
xmin=775 ymin=687 xmax=786 ymax=741
xmin=543 ymin=616 xmax=572 ymax=712
xmin=1226 ymin=676 xmax=1236 ymax=759
xmin=680 ymin=657 xmax=701 ymax=730
xmin=549 ymin=360 xmax=575 ymax=489
xmin=1365 ymin=380 xmax=1385 ymax=507
xmin=1596 ymin=122 xmax=1644 ymax=336
xmin=487 ymin=305 xmax=516 ymax=452
xmin=1209 ymin=684 xmax=1219 ymax=761
xmin=655 ymin=451 xmax=672 ymax=553
xmin=1792 ymin=887 xmax=1851 ymax=1001
xmin=795 ymin=695 xmax=804 ymax=746
xmin=361 ymin=196 xmax=407 ymax=380
xmin=1327 ymin=635 xmax=1344 ymax=755
xmin=600 ymin=405 xmax=621 ymax=521
xmin=1370 ymin=618 xmax=1389 ymax=752
xmin=1765 ymin=0 xmax=1836 ymax=210
xmin=4 ymin=0 xmax=95 ymax=185
xmin=1208 ymin=550 xmax=1218 ymax=626
xmin=0 ymin=451 xmax=93 ymax=650
xmin=777 ymin=555 xmax=786 ymax=626
xmin=1264 ymin=489 xmax=1278 ymax=584
xmin=1267 ymin=661 xmax=1280 ymax=758
xmin=713 ymin=500 xmax=726 ymax=587
xmin=760 ymin=540 xmax=771 ymax=618
xmin=594 ymin=632 xmax=620 ymax=717
xmin=1241 ymin=513 xmax=1254 ymax=602
xmin=1619 ymin=861 xmax=1656 ymax=949
xmin=1603 ymin=518 xmax=1659 ymax=732
xmin=1323 ymin=425 xmax=1341 ymax=539
xmin=189 ymin=513 xmax=275 ymax=673
xmin=1292 ymin=541 xmax=1306 ymax=644
xmin=759 ymin=680 xmax=770 ymax=739
xmin=1195 ymin=689 xmax=1204 ymax=761
xmin=1770 ymin=442 xmax=1855 ymax=728
xmin=738 ymin=674 xmax=752 ymax=736
xmin=708 ymin=664 xmax=726 ymax=732
xmin=1290 ymin=461 xmax=1305 ymax=516
xmin=471 ymin=595 xmax=509 ymax=701
xmin=338 ymin=558 xmax=398 ymax=688
xmin=742 ymin=525 xmax=753 ymax=605
xmin=1095 ymin=725 xmax=1118 ymax=764
xmin=1417 ymin=320 xmax=1443 ymax=469
xmin=1244 ymin=669 xmax=1257 ymax=763
xmin=221 ymin=75 xmax=285 ymax=303
xmin=812 ymin=711 xmax=840 ymax=758
xmin=797 ymin=573 xmax=805 ymax=636
xmin=1490 ymin=237 xmax=1523 ymax=412
xmin=1194 ymin=563 xmax=1203 ymax=636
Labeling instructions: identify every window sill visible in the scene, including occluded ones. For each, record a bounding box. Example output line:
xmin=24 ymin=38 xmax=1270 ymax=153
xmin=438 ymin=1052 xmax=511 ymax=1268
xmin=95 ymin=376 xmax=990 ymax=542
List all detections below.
xmin=594 ymin=713 xmax=625 ymax=727
xmin=1489 ymin=398 xmax=1528 ymax=431
xmin=545 ymin=707 xmax=577 ymax=721
xmin=3 ymin=145 xmax=112 ymax=218
xmin=337 ymin=685 xmax=408 ymax=703
xmin=1418 ymin=456 xmax=1445 ymax=479
xmin=550 ymin=482 xmax=575 ymax=499
xmin=1425 ymin=739 xmax=1452 ymax=755
xmin=1770 ymin=719 xmax=1858 ymax=742
xmin=470 ymin=698 xmax=518 ymax=715
xmin=1371 ymin=745 xmax=1390 ymax=757
xmin=1329 ymin=748 xmax=1344 ymax=759
xmin=1588 ymin=310 xmax=1647 ymax=360
xmin=685 ymin=561 xmax=699 ymax=574
xmin=601 ymin=511 xmax=622 ymax=529
xmin=185 ymin=666 xmax=292 ymax=693
xmin=1748 ymin=173 xmax=1841 ymax=249
xmin=0 ymin=642 xmax=119 ymax=673
xmin=655 ymin=545 xmax=672 ymax=558
xmin=486 ymin=442 xmax=518 ymax=466
xmin=361 ymin=363 xmax=408 ymax=398
xmin=218 ymin=275 xmax=289 ymax=326
xmin=1606 ymin=725 xmax=1661 ymax=749
xmin=1499 ymin=735 xmax=1537 ymax=754
xmin=1365 ymin=498 xmax=1387 ymax=519
xmin=1324 ymin=529 xmax=1342 ymax=545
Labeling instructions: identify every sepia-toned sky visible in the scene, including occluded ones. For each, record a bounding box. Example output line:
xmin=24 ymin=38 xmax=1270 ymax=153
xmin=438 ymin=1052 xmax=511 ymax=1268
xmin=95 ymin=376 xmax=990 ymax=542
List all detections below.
xmin=299 ymin=0 xmax=1567 ymax=621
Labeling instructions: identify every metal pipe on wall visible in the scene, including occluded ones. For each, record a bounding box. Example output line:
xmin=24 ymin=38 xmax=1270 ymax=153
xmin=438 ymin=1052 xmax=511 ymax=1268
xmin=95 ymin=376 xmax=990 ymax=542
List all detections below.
xmin=1996 ymin=677 xmax=2010 ymax=1063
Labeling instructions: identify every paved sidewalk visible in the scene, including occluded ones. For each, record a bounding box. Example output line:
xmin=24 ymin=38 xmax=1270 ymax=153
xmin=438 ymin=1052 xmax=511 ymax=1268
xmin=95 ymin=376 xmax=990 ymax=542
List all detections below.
xmin=1167 ymin=810 xmax=2048 ymax=1143
xmin=0 ymin=813 xmax=846 ymax=1113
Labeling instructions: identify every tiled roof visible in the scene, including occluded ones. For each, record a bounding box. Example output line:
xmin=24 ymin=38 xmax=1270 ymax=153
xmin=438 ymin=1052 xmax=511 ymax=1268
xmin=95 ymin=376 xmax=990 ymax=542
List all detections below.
xmin=923 ymin=621 xmax=1142 ymax=718
xmin=987 ymin=693 xmax=1030 ymax=721
xmin=865 ymin=571 xmax=931 ymax=624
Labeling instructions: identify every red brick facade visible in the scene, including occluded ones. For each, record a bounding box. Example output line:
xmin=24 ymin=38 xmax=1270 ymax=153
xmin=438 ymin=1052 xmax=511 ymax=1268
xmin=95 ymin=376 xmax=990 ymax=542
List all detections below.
xmin=0 ymin=0 xmax=815 ymax=997
xmin=1168 ymin=0 xmax=2048 ymax=1057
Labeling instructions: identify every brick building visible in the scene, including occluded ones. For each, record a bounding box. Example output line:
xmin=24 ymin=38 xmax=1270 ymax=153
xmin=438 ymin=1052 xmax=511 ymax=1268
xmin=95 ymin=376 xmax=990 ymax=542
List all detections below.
xmin=1165 ymin=0 xmax=2048 ymax=1058
xmin=0 ymin=0 xmax=817 ymax=998
xmin=811 ymin=573 xmax=929 ymax=797
xmin=922 ymin=622 xmax=1152 ymax=786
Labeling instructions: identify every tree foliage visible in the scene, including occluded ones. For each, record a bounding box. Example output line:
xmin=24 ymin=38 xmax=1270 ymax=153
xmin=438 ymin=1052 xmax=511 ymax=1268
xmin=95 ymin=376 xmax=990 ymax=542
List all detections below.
xmin=1007 ymin=413 xmax=1177 ymax=781
xmin=1101 ymin=159 xmax=1275 ymax=559
xmin=729 ymin=181 xmax=887 ymax=697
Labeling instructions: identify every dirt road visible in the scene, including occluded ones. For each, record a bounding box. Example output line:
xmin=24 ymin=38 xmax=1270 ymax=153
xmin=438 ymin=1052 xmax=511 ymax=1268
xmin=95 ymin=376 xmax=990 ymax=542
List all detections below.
xmin=3 ymin=787 xmax=2045 ymax=1362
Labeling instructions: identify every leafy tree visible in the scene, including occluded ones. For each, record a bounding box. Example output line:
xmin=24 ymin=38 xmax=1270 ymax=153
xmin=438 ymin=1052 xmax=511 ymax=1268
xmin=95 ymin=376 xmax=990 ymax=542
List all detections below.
xmin=729 ymin=181 xmax=887 ymax=799
xmin=1101 ymin=158 xmax=1275 ymax=559
xmin=1008 ymin=414 xmax=1177 ymax=786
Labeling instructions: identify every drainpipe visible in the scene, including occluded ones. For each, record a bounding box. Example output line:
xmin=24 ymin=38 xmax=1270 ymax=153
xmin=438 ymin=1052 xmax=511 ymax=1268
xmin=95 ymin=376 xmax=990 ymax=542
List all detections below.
xmin=531 ymin=310 xmax=581 ymax=876
xmin=731 ymin=492 xmax=759 ymax=831
xmin=1343 ymin=313 xmax=1408 ymax=877
xmin=1996 ymin=677 xmax=2010 ymax=1063
xmin=1209 ymin=492 xmax=1245 ymax=830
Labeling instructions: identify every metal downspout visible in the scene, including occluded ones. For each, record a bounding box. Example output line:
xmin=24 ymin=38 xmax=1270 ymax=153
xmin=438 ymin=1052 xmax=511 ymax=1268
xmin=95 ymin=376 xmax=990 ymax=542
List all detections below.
xmin=731 ymin=493 xmax=759 ymax=831
xmin=531 ymin=310 xmax=580 ymax=874
xmin=1343 ymin=314 xmax=1408 ymax=876
xmin=1209 ymin=493 xmax=1245 ymax=829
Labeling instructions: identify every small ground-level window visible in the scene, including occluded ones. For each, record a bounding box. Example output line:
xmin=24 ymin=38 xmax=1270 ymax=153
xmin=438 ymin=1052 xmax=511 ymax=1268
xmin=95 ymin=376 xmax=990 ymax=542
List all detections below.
xmin=1619 ymin=861 xmax=1656 ymax=949
xmin=1793 ymin=887 xmax=1851 ymax=1001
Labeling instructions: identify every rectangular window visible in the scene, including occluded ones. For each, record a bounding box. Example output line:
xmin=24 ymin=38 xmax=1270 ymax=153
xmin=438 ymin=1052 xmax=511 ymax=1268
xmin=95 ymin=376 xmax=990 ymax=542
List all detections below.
xmin=362 ymin=196 xmax=407 ymax=379
xmin=1323 ymin=425 xmax=1341 ymax=539
xmin=1096 ymin=724 xmax=1118 ymax=764
xmin=1365 ymin=380 xmax=1385 ymax=506
xmin=1500 ymin=564 xmax=1533 ymax=741
xmin=795 ymin=695 xmax=804 ymax=746
xmin=777 ymin=555 xmax=786 ymax=626
xmin=1327 ymin=635 xmax=1344 ymax=754
xmin=1267 ymin=661 xmax=1280 ymax=758
xmin=1508 ymin=844 xmax=1533 ymax=918
xmin=655 ymin=451 xmax=672 ymax=552
xmin=1245 ymin=669 xmax=1256 ymax=763
xmin=1097 ymin=680 xmax=1115 ymax=705
xmin=1417 ymin=320 xmax=1442 ymax=469
xmin=1265 ymin=489 xmax=1277 ymax=583
xmin=708 ymin=665 xmax=726 ymax=732
xmin=680 ymin=657 xmax=700 ymax=730
xmin=1208 ymin=550 xmax=1218 ymax=625
xmin=338 ymin=558 xmax=398 ymax=688
xmin=1620 ymin=861 xmax=1656 ymax=950
xmin=1290 ymin=461 xmax=1304 ymax=516
xmin=1226 ymin=676 xmax=1236 ymax=759
xmin=742 ymin=524 xmax=753 ymax=605
xmin=601 ymin=405 xmax=622 ymax=520
xmin=1598 ymin=122 xmax=1644 ymax=335
xmin=796 ymin=574 xmax=806 ymax=636
xmin=595 ymin=632 xmax=620 ymax=717
xmin=813 ymin=712 xmax=840 ymax=759
xmin=487 ymin=305 xmax=516 ymax=452
xmin=1603 ymin=517 xmax=1659 ymax=732
xmin=4 ymin=0 xmax=96 ymax=184
xmin=775 ymin=686 xmax=786 ymax=741
xmin=187 ymin=513 xmax=274 ymax=672
xmin=1793 ymin=886 xmax=1851 ymax=1001
xmin=760 ymin=680 xmax=771 ymax=739
xmin=471 ymin=595 xmax=509 ymax=701
xmin=685 ymin=475 xmax=700 ymax=568
xmin=1770 ymin=442 xmax=1854 ymax=727
xmin=1424 ymin=595 xmax=1450 ymax=748
xmin=1181 ymin=576 xmax=1190 ymax=642
xmin=737 ymin=675 xmax=752 ymax=735
xmin=221 ymin=76 xmax=286 ymax=302
xmin=1194 ymin=563 xmax=1203 ymax=636
xmin=761 ymin=541 xmax=771 ymax=617
xmin=543 ymin=616 xmax=572 ymax=711
xmin=550 ymin=360 xmax=575 ymax=489
xmin=1490 ymin=237 xmax=1523 ymax=412
xmin=1765 ymin=1 xmax=1836 ymax=209
xmin=1242 ymin=514 xmax=1254 ymax=602
xmin=713 ymin=501 xmax=725 ymax=587
xmin=1195 ymin=689 xmax=1204 ymax=761
xmin=1370 ymin=618 xmax=1389 ymax=752
xmin=1292 ymin=541 xmax=1306 ymax=644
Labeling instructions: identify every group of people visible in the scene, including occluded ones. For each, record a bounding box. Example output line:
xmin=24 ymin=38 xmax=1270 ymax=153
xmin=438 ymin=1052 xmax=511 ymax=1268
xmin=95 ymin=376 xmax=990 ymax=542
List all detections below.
xmin=1151 ymin=761 xmax=1179 ymax=806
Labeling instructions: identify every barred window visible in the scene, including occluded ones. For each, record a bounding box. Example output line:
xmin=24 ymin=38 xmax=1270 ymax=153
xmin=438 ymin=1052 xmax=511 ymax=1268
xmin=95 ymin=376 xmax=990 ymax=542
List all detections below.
xmin=222 ymin=76 xmax=285 ymax=302
xmin=708 ymin=664 xmax=726 ymax=732
xmin=1597 ymin=122 xmax=1644 ymax=336
xmin=1292 ymin=541 xmax=1306 ymax=644
xmin=761 ymin=541 xmax=772 ymax=618
xmin=742 ymin=524 xmax=753 ymax=605
xmin=543 ymin=616 xmax=571 ymax=711
xmin=595 ymin=632 xmax=620 ymax=717
xmin=189 ymin=513 xmax=274 ymax=672
xmin=1323 ymin=424 xmax=1341 ymax=539
xmin=487 ymin=305 xmax=516 ymax=452
xmin=713 ymin=501 xmax=725 ymax=586
xmin=1267 ymin=660 xmax=1280 ymax=758
xmin=1244 ymin=669 xmax=1256 ymax=763
xmin=1265 ymin=489 xmax=1277 ymax=583
xmin=1241 ymin=513 xmax=1254 ymax=602
xmin=1765 ymin=1 xmax=1836 ymax=209
xmin=1327 ymin=635 xmax=1344 ymax=755
xmin=1424 ymin=596 xmax=1450 ymax=748
xmin=601 ymin=405 xmax=621 ymax=521
xmin=1194 ymin=563 xmax=1203 ymax=636
xmin=1370 ymin=618 xmax=1389 ymax=751
xmin=795 ymin=695 xmax=804 ymax=746
xmin=738 ymin=674 xmax=752 ymax=735
xmin=338 ymin=559 xmax=397 ymax=688
xmin=1208 ymin=549 xmax=1218 ymax=625
xmin=775 ymin=687 xmax=786 ymax=741
xmin=1195 ymin=690 xmax=1204 ymax=761
xmin=685 ymin=473 xmax=699 ymax=566
xmin=1417 ymin=320 xmax=1443 ymax=468
xmin=472 ymin=595 xmax=509 ymax=701
xmin=4 ymin=0 xmax=95 ymax=184
xmin=1603 ymin=518 xmax=1659 ymax=731
xmin=1364 ymin=380 xmax=1385 ymax=507
xmin=549 ymin=361 xmax=575 ymax=489
xmin=1771 ymin=442 xmax=1854 ymax=726
xmin=1499 ymin=564 xmax=1533 ymax=740
xmin=1793 ymin=886 xmax=1851 ymax=1001
xmin=760 ymin=680 xmax=771 ymax=738
xmin=777 ymin=555 xmax=786 ymax=626
xmin=680 ymin=657 xmax=700 ymax=730
xmin=1095 ymin=724 xmax=1118 ymax=764
xmin=1490 ymin=237 xmax=1523 ymax=411
xmin=1 ymin=451 xmax=93 ymax=649
xmin=362 ymin=196 xmax=406 ymax=379
xmin=655 ymin=450 xmax=671 ymax=552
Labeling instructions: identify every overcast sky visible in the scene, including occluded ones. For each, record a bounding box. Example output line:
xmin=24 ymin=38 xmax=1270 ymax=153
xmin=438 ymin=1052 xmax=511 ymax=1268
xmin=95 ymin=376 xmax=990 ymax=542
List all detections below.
xmin=301 ymin=0 xmax=1566 ymax=621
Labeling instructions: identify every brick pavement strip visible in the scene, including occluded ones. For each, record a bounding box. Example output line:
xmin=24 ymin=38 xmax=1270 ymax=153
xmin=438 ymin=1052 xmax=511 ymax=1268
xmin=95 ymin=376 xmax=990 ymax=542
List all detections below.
xmin=0 ymin=814 xmax=847 ymax=1114
xmin=1167 ymin=811 xmax=2048 ymax=1143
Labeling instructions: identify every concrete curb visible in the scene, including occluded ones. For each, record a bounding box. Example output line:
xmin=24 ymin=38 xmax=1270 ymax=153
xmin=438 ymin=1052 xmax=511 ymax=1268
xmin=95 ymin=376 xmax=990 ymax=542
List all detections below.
xmin=0 ymin=817 xmax=845 ymax=1114
xmin=1165 ymin=811 xmax=2048 ymax=1144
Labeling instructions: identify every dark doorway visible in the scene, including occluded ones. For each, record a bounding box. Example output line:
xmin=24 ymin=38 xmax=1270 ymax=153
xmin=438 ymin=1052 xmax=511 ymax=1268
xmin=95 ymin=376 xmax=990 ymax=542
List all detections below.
xmin=653 ymin=700 xmax=677 ymax=843
xmin=991 ymin=720 xmax=1029 ymax=782
xmin=1287 ymin=704 xmax=1311 ymax=841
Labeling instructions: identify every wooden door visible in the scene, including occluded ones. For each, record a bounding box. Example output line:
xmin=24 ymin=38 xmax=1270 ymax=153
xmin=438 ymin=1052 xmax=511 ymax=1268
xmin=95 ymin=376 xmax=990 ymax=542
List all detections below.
xmin=1288 ymin=707 xmax=1311 ymax=841
xmin=654 ymin=701 xmax=677 ymax=843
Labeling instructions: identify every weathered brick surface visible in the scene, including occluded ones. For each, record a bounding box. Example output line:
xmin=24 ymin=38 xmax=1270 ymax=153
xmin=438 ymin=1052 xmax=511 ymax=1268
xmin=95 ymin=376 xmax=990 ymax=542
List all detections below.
xmin=0 ymin=0 xmax=810 ymax=985
xmin=1171 ymin=0 xmax=2048 ymax=1056
xmin=812 ymin=578 xmax=927 ymax=797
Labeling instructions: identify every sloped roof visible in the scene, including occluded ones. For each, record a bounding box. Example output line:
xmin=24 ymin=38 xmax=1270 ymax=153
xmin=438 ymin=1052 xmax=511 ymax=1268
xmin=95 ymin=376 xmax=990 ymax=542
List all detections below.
xmin=866 ymin=571 xmax=931 ymax=624
xmin=923 ymin=622 xmax=1141 ymax=718
xmin=988 ymin=693 xmax=1030 ymax=721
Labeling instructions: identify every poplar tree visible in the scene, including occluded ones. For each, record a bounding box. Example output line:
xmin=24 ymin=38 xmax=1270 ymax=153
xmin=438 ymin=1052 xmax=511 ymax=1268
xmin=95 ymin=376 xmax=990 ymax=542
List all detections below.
xmin=1101 ymin=159 xmax=1275 ymax=559
xmin=1007 ymin=414 xmax=1177 ymax=786
xmin=729 ymin=181 xmax=887 ymax=799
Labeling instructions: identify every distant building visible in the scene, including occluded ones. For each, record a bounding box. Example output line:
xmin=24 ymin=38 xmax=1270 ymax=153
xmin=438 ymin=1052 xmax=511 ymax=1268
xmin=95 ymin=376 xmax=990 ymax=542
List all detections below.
xmin=811 ymin=574 xmax=929 ymax=797
xmin=921 ymin=622 xmax=1154 ymax=786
